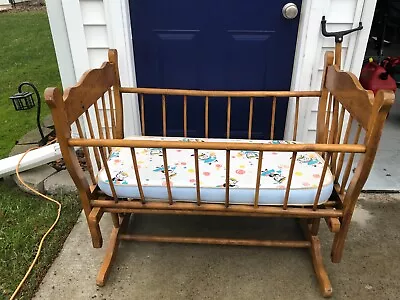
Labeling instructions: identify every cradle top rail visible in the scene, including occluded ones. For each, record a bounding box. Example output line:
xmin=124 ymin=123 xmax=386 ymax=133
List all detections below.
xmin=68 ymin=138 xmax=366 ymax=153
xmin=120 ymin=87 xmax=321 ymax=98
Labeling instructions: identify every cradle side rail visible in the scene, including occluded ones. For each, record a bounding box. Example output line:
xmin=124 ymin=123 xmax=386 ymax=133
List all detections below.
xmin=45 ymin=49 xmax=394 ymax=297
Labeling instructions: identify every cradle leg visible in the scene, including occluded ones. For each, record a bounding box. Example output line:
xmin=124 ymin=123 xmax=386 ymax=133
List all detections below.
xmin=96 ymin=213 xmax=130 ymax=286
xmin=96 ymin=226 xmax=120 ymax=286
xmin=88 ymin=207 xmax=103 ymax=248
xmin=330 ymin=215 xmax=351 ymax=263
xmin=310 ymin=218 xmax=321 ymax=236
xmin=310 ymin=235 xmax=332 ymax=297
xmin=111 ymin=213 xmax=120 ymax=228
xmin=300 ymin=220 xmax=333 ymax=298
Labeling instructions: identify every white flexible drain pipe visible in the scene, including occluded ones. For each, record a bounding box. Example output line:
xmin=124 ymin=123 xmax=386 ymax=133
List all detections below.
xmin=0 ymin=143 xmax=62 ymax=178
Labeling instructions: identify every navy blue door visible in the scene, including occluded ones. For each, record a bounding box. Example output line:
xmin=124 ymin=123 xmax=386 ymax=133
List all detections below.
xmin=130 ymin=1 xmax=302 ymax=139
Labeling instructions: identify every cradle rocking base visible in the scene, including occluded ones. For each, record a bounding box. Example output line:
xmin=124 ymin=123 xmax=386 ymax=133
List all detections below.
xmin=95 ymin=213 xmax=332 ymax=298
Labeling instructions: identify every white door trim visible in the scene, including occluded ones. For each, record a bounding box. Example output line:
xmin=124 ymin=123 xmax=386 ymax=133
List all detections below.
xmin=350 ymin=0 xmax=377 ymax=75
xmin=117 ymin=0 xmax=310 ymax=140
xmin=285 ymin=0 xmax=328 ymax=141
xmin=45 ymin=0 xmax=76 ymax=88
xmin=104 ymin=0 xmax=141 ymax=137
xmin=61 ymin=0 xmax=90 ymax=79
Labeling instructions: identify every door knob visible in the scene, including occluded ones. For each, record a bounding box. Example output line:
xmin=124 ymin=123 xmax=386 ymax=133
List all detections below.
xmin=282 ymin=3 xmax=298 ymax=19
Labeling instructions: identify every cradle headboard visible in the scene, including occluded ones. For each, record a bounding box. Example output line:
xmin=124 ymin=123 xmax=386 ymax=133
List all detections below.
xmin=44 ymin=50 xmax=125 ymax=217
xmin=317 ymin=51 xmax=394 ymax=147
xmin=316 ymin=51 xmax=394 ymax=207
xmin=46 ymin=49 xmax=124 ymax=139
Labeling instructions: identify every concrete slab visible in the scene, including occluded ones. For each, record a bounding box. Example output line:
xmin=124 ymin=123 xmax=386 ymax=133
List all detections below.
xmin=365 ymin=89 xmax=400 ymax=191
xmin=0 ymin=4 xmax=12 ymax=11
xmin=8 ymin=143 xmax=37 ymax=158
xmin=9 ymin=126 xmax=54 ymax=158
xmin=14 ymin=164 xmax=57 ymax=194
xmin=44 ymin=170 xmax=90 ymax=195
xmin=34 ymin=194 xmax=400 ymax=300
xmin=44 ymin=169 xmax=76 ymax=195
xmin=16 ymin=127 xmax=53 ymax=145
xmin=42 ymin=114 xmax=54 ymax=129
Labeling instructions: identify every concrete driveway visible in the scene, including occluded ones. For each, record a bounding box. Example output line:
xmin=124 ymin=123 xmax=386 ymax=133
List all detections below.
xmin=34 ymin=194 xmax=400 ymax=300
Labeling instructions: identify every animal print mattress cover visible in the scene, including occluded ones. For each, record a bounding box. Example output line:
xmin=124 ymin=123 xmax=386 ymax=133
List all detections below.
xmin=98 ymin=136 xmax=333 ymax=200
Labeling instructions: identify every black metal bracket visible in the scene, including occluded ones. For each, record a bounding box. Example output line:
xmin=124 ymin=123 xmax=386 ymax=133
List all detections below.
xmin=18 ymin=82 xmax=46 ymax=146
xmin=321 ymin=16 xmax=363 ymax=43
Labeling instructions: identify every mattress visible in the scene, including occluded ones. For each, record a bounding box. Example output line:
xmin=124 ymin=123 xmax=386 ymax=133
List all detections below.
xmin=97 ymin=136 xmax=333 ymax=206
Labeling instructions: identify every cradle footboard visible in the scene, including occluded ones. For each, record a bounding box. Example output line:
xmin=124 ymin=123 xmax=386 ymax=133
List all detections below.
xmin=317 ymin=53 xmax=394 ymax=262
xmin=45 ymin=49 xmax=394 ymax=297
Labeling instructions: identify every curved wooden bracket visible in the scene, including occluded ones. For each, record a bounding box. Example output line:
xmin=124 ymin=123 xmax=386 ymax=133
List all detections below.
xmin=96 ymin=213 xmax=130 ymax=286
xmin=88 ymin=207 xmax=104 ymax=248
xmin=300 ymin=220 xmax=333 ymax=297
xmin=325 ymin=217 xmax=340 ymax=233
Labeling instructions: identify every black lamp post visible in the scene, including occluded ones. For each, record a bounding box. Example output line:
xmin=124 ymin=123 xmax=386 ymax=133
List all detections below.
xmin=9 ymin=82 xmax=46 ymax=146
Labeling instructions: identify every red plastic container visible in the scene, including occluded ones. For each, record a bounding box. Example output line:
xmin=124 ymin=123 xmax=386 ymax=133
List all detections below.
xmin=359 ymin=60 xmax=397 ymax=95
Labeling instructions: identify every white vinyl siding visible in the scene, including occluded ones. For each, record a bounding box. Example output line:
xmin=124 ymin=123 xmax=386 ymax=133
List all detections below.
xmin=80 ymin=0 xmax=109 ymax=67
xmin=297 ymin=0 xmax=375 ymax=142
xmin=56 ymin=0 xmax=140 ymax=138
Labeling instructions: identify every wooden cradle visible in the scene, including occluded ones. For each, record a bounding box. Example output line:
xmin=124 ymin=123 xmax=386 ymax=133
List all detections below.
xmin=45 ymin=49 xmax=394 ymax=297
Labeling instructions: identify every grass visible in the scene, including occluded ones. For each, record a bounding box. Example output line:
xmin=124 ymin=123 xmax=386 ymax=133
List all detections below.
xmin=0 ymin=11 xmax=82 ymax=299
xmin=0 ymin=11 xmax=62 ymax=159
xmin=0 ymin=180 xmax=81 ymax=300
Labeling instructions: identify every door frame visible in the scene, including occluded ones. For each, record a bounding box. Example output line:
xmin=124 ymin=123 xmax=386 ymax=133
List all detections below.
xmin=103 ymin=0 xmax=141 ymax=136
xmin=109 ymin=0 xmax=308 ymax=139
xmin=104 ymin=0 xmax=373 ymax=141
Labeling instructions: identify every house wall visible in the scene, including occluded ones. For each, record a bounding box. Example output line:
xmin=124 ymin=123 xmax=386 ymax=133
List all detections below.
xmin=46 ymin=0 xmax=377 ymax=142
xmin=50 ymin=0 xmax=141 ymax=138
xmin=292 ymin=0 xmax=377 ymax=142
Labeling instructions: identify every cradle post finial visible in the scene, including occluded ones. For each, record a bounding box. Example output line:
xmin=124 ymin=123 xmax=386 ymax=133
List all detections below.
xmin=108 ymin=49 xmax=124 ymax=138
xmin=44 ymin=87 xmax=63 ymax=109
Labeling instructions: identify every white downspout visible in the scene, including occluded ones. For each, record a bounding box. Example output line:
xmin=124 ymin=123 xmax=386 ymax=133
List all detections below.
xmin=0 ymin=143 xmax=62 ymax=178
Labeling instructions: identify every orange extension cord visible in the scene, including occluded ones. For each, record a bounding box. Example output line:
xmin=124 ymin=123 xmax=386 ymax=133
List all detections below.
xmin=10 ymin=140 xmax=61 ymax=300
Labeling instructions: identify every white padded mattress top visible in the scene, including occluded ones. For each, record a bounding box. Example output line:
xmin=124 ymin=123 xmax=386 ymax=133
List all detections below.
xmin=97 ymin=136 xmax=333 ymax=206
